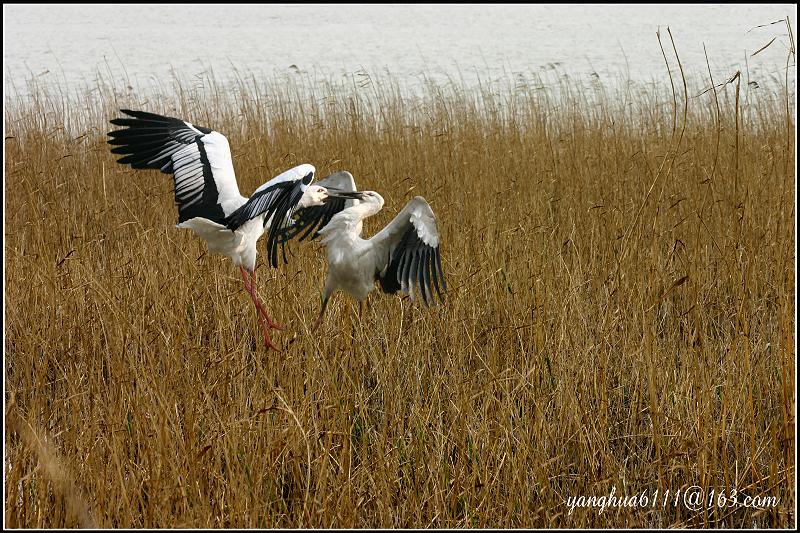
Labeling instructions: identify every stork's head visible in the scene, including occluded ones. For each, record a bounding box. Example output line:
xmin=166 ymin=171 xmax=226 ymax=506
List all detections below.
xmin=300 ymin=185 xmax=367 ymax=208
xmin=299 ymin=185 xmax=330 ymax=208
xmin=340 ymin=190 xmax=384 ymax=218
xmin=354 ymin=190 xmax=384 ymax=208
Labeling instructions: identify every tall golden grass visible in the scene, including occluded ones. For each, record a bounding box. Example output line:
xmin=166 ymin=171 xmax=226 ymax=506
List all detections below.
xmin=4 ymin=29 xmax=796 ymax=527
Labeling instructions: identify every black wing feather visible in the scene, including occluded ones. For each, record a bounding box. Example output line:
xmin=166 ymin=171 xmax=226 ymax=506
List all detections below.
xmin=277 ymin=171 xmax=356 ymax=244
xmin=431 ymin=247 xmax=443 ymax=300
xmin=376 ymin=223 xmax=445 ymax=306
xmin=421 ymin=248 xmax=433 ymax=306
xmin=223 ymin=175 xmax=309 ymax=268
xmin=435 ymin=247 xmax=447 ymax=293
xmin=107 ymin=109 xmax=229 ymax=223
xmin=277 ymin=196 xmax=347 ymax=243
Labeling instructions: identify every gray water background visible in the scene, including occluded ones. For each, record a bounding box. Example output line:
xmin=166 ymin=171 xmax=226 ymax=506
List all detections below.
xmin=3 ymin=4 xmax=796 ymax=98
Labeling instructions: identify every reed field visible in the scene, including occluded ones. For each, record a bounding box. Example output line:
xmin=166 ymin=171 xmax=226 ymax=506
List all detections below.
xmin=4 ymin=31 xmax=796 ymax=528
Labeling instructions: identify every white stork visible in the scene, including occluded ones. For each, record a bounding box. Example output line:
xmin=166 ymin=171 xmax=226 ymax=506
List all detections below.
xmin=107 ymin=109 xmax=359 ymax=350
xmin=284 ymin=182 xmax=447 ymax=330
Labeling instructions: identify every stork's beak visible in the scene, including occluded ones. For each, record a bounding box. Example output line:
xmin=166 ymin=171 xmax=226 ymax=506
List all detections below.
xmin=326 ymin=190 xmax=365 ymax=201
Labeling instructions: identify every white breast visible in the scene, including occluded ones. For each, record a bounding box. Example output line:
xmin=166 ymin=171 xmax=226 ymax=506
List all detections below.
xmin=325 ymin=238 xmax=376 ymax=301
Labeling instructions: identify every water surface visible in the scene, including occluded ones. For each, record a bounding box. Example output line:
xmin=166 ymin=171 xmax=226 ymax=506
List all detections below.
xmin=3 ymin=4 xmax=796 ymax=93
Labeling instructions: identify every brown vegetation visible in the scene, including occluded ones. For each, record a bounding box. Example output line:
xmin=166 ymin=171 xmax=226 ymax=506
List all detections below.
xmin=4 ymin=31 xmax=796 ymax=527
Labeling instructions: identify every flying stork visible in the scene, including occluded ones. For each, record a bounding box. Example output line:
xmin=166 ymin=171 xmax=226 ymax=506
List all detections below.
xmin=107 ymin=109 xmax=359 ymax=350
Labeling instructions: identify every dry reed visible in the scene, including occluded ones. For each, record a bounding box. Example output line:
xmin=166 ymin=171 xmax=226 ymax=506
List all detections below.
xmin=4 ymin=29 xmax=796 ymax=528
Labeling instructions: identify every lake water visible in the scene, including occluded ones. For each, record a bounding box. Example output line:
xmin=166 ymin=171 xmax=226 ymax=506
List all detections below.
xmin=3 ymin=4 xmax=797 ymax=95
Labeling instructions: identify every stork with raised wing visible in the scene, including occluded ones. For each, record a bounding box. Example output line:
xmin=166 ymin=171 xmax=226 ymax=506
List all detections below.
xmin=107 ymin=109 xmax=359 ymax=350
xmin=283 ymin=181 xmax=447 ymax=329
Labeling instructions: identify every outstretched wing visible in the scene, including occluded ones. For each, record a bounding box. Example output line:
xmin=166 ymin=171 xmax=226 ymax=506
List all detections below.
xmin=107 ymin=109 xmax=244 ymax=224
xmin=278 ymin=171 xmax=358 ymax=243
xmin=370 ymin=196 xmax=446 ymax=306
xmin=223 ymin=164 xmax=316 ymax=268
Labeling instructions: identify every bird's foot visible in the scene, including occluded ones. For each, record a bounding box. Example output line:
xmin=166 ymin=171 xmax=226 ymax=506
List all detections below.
xmin=250 ymin=296 xmax=283 ymax=330
xmin=257 ymin=309 xmax=283 ymax=331
xmin=263 ymin=338 xmax=281 ymax=352
xmin=261 ymin=327 xmax=281 ymax=352
xmin=256 ymin=315 xmax=282 ymax=351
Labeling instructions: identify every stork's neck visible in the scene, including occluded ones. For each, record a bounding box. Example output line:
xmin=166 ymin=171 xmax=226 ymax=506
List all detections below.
xmin=318 ymin=201 xmax=381 ymax=247
xmin=351 ymin=199 xmax=383 ymax=220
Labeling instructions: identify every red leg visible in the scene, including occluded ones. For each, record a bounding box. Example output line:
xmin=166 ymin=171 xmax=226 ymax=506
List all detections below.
xmin=239 ymin=267 xmax=282 ymax=351
xmin=249 ymin=270 xmax=283 ymax=330
xmin=239 ymin=266 xmax=252 ymax=291
xmin=239 ymin=267 xmax=282 ymax=330
xmin=250 ymin=308 xmax=280 ymax=352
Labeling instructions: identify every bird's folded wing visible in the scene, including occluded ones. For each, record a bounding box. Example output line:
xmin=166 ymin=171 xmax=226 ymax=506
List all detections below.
xmin=223 ymin=165 xmax=316 ymax=268
xmin=371 ymin=196 xmax=446 ymax=306
xmin=279 ymin=171 xmax=358 ymax=243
